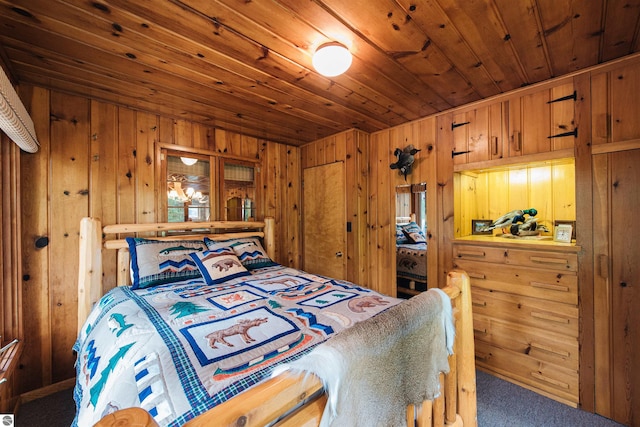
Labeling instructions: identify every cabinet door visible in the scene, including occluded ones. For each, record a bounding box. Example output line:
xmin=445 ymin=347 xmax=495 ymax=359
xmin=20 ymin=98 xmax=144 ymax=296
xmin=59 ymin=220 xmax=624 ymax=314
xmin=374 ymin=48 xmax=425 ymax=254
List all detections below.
xmin=452 ymin=101 xmax=505 ymax=165
xmin=593 ymin=149 xmax=640 ymax=425
xmin=508 ymin=82 xmax=575 ymax=157
xmin=592 ymin=61 xmax=640 ymax=146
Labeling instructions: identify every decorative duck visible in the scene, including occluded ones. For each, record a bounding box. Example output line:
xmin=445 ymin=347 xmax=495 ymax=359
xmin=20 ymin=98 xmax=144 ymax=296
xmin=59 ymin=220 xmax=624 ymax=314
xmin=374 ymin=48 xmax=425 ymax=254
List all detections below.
xmin=390 ymin=145 xmax=420 ymax=181
xmin=509 ymin=215 xmax=549 ymax=236
xmin=480 ymin=208 xmax=538 ymax=233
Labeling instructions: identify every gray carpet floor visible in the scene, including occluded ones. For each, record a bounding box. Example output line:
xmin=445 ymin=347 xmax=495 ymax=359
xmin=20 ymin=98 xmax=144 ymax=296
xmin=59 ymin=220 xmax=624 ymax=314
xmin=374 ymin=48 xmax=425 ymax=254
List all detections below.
xmin=475 ymin=370 xmax=625 ymax=427
xmin=15 ymin=371 xmax=627 ymax=426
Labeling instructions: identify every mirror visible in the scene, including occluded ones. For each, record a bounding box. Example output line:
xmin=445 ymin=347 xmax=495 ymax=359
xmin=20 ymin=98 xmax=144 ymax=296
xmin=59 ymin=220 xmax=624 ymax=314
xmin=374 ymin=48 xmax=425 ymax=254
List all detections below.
xmin=221 ymin=160 xmax=256 ymax=221
xmin=166 ymin=154 xmax=211 ymax=222
xmin=395 ymin=183 xmax=427 ymax=297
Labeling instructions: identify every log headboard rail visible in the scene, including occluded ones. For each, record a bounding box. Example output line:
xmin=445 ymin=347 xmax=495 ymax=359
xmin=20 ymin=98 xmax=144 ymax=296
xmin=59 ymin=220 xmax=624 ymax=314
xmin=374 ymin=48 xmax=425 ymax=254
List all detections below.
xmin=77 ymin=217 xmax=275 ymax=334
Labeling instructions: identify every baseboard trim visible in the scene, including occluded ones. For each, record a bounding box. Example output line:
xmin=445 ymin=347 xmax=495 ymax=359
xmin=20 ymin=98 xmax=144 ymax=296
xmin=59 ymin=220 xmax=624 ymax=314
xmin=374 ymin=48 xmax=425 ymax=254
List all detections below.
xmin=20 ymin=377 xmax=75 ymax=403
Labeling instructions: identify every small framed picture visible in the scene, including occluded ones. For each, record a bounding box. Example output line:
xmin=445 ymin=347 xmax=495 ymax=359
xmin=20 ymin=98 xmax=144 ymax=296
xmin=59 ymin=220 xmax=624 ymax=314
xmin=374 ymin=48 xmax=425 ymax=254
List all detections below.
xmin=554 ymin=220 xmax=576 ymax=240
xmin=472 ymin=219 xmax=493 ymax=235
xmin=554 ymin=224 xmax=573 ymax=243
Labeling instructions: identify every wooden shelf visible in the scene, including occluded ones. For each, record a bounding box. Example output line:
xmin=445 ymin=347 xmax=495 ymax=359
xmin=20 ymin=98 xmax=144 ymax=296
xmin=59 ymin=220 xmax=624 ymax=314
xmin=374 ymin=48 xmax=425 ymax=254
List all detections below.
xmin=0 ymin=340 xmax=23 ymax=385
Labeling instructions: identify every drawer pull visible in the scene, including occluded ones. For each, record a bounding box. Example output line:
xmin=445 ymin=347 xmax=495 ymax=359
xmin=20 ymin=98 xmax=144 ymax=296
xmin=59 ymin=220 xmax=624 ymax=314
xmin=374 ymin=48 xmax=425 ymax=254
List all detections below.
xmin=475 ymin=352 xmax=491 ymax=361
xmin=530 ymin=281 xmax=570 ymax=292
xmin=468 ymin=272 xmax=486 ymax=280
xmin=530 ymin=372 xmax=570 ymax=389
xmin=530 ymin=256 xmax=569 ymax=265
xmin=531 ymin=311 xmax=570 ymax=324
xmin=472 ymin=301 xmax=487 ymax=307
xmin=529 ymin=342 xmax=570 ymax=358
xmin=457 ymin=250 xmax=486 ymax=258
xmin=473 ymin=328 xmax=487 ymax=335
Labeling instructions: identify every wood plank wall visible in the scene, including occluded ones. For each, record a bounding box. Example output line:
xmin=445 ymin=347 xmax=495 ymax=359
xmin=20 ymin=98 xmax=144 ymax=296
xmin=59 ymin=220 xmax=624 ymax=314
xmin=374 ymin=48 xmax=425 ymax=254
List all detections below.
xmin=0 ymin=132 xmax=22 ymax=411
xmin=16 ymin=84 xmax=301 ymax=392
xmin=368 ymin=118 xmax=442 ymax=296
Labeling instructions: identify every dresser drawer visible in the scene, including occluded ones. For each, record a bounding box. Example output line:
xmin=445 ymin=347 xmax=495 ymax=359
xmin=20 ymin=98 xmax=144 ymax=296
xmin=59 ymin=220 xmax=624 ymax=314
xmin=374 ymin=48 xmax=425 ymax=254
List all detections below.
xmin=473 ymin=314 xmax=578 ymax=371
xmin=505 ymin=248 xmax=577 ymax=272
xmin=454 ymin=259 xmax=577 ymax=304
xmin=471 ymin=287 xmax=578 ymax=337
xmin=475 ymin=340 xmax=579 ymax=404
xmin=453 ymin=244 xmax=577 ymax=272
xmin=453 ymin=244 xmax=507 ymax=263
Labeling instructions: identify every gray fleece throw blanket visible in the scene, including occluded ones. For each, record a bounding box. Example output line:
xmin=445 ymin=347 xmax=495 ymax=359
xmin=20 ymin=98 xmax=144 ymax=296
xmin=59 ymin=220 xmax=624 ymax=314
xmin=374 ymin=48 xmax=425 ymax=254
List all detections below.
xmin=272 ymin=288 xmax=454 ymax=427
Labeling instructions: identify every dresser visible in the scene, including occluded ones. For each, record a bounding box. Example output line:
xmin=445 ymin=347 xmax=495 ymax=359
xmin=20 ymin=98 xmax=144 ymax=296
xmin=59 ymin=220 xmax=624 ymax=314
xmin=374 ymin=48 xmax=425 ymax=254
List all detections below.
xmin=452 ymin=237 xmax=580 ymax=406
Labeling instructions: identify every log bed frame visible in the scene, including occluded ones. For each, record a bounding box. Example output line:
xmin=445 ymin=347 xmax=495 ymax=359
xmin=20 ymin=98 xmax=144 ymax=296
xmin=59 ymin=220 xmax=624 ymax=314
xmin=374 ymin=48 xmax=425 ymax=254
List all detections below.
xmin=78 ymin=217 xmax=477 ymax=427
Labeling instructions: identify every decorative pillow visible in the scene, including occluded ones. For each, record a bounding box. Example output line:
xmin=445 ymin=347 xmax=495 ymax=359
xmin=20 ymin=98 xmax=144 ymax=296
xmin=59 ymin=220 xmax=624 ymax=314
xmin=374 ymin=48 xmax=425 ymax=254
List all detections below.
xmin=205 ymin=237 xmax=276 ymax=270
xmin=189 ymin=250 xmax=252 ymax=285
xmin=126 ymin=238 xmax=208 ymax=289
xmin=402 ymin=222 xmax=426 ymax=244
xmin=396 ymin=224 xmax=409 ymax=244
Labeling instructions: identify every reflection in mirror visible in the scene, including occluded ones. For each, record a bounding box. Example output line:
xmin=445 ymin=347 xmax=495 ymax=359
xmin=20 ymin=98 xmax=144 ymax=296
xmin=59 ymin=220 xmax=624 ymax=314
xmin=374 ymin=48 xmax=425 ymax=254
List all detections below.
xmin=395 ymin=183 xmax=427 ymax=298
xmin=222 ymin=161 xmax=255 ymax=221
xmin=167 ymin=155 xmax=210 ymax=222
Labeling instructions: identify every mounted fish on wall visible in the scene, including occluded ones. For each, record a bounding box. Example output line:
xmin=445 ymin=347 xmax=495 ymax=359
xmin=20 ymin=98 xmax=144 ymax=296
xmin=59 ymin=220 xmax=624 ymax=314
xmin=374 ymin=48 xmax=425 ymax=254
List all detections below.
xmin=390 ymin=145 xmax=420 ymax=181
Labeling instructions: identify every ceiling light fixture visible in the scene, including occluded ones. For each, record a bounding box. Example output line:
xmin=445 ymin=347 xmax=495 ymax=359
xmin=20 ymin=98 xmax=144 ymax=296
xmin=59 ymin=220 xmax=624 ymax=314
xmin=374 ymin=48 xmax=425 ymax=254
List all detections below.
xmin=180 ymin=157 xmax=198 ymax=166
xmin=312 ymin=42 xmax=352 ymax=77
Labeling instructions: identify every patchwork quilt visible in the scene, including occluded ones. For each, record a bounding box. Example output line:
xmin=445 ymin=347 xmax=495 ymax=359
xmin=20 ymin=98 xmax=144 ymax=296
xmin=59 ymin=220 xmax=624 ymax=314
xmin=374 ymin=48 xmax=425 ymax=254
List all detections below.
xmin=396 ymin=242 xmax=427 ymax=282
xmin=72 ymin=264 xmax=400 ymax=426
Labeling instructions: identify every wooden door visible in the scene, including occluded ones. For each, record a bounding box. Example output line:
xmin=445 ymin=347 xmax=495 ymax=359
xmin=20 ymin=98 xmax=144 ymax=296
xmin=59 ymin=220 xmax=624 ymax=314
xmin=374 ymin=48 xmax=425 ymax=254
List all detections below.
xmin=594 ymin=149 xmax=640 ymax=426
xmin=303 ymin=162 xmax=346 ymax=280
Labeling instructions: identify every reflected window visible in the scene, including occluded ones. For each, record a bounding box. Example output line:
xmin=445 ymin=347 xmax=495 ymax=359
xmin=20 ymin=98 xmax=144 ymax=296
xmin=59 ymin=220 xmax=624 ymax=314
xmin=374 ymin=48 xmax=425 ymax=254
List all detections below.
xmin=167 ymin=155 xmax=210 ymax=222
xmin=221 ymin=161 xmax=256 ymax=221
xmin=396 ymin=183 xmax=427 ymax=232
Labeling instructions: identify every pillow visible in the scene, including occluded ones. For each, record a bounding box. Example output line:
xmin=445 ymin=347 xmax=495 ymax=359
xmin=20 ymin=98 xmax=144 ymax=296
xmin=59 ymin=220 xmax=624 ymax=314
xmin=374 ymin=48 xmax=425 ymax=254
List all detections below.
xmin=205 ymin=237 xmax=276 ymax=270
xmin=396 ymin=224 xmax=409 ymax=244
xmin=126 ymin=238 xmax=208 ymax=289
xmin=402 ymin=222 xmax=426 ymax=244
xmin=190 ymin=250 xmax=251 ymax=285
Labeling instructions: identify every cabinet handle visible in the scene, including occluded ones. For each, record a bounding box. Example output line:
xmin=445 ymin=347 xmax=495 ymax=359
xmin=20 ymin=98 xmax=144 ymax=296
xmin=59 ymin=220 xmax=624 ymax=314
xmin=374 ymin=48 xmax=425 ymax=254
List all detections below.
xmin=492 ymin=136 xmax=499 ymax=155
xmin=530 ymin=372 xmax=570 ymax=389
xmin=457 ymin=250 xmax=485 ymax=258
xmin=531 ymin=311 xmax=570 ymax=324
xmin=529 ymin=342 xmax=570 ymax=358
xmin=473 ymin=328 xmax=487 ymax=335
xmin=598 ymin=254 xmax=609 ymax=278
xmin=472 ymin=301 xmax=487 ymax=308
xmin=529 ymin=256 xmax=568 ymax=265
xmin=512 ymin=131 xmax=522 ymax=151
xmin=468 ymin=272 xmax=486 ymax=280
xmin=530 ymin=281 xmax=569 ymax=292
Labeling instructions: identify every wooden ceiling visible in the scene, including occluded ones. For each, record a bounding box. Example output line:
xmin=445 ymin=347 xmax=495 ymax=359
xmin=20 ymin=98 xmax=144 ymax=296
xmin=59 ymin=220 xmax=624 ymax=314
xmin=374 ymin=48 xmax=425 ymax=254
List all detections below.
xmin=1 ymin=0 xmax=639 ymax=146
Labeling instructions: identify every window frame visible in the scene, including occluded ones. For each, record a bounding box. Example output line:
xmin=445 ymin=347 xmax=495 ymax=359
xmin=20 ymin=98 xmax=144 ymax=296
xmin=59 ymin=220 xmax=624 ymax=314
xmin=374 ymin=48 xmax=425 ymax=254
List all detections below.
xmin=157 ymin=143 xmax=261 ymax=223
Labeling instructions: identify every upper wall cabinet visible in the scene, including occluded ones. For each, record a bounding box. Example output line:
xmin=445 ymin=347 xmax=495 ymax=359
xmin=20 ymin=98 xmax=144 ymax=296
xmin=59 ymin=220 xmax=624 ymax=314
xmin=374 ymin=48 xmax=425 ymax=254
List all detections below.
xmin=452 ymin=101 xmax=506 ymax=166
xmin=452 ymin=79 xmax=576 ymax=169
xmin=508 ymin=80 xmax=576 ymax=157
xmin=591 ymin=60 xmax=640 ymax=146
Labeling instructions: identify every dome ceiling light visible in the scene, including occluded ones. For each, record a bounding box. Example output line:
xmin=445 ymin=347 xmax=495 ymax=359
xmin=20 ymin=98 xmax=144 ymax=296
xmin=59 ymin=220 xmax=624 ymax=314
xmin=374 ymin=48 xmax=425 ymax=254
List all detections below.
xmin=312 ymin=42 xmax=352 ymax=77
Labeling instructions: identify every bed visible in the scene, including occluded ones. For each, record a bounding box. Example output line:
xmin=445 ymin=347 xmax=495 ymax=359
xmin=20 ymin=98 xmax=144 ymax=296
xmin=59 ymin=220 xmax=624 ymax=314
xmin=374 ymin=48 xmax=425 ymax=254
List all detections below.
xmin=76 ymin=217 xmax=476 ymax=427
xmin=396 ymin=214 xmax=428 ymax=293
